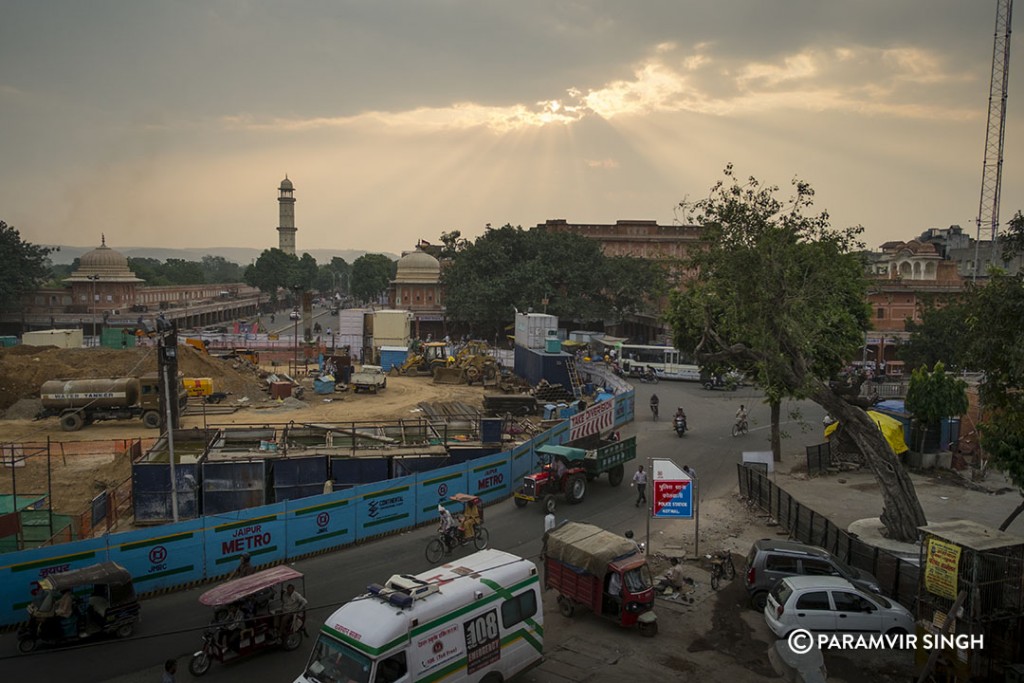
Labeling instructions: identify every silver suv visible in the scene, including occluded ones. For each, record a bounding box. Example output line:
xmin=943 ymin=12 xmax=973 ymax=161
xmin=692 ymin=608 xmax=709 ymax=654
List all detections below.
xmin=743 ymin=539 xmax=881 ymax=610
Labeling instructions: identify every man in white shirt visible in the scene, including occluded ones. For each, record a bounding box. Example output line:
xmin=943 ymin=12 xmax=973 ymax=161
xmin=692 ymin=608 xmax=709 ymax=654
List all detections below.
xmin=632 ymin=465 xmax=647 ymax=507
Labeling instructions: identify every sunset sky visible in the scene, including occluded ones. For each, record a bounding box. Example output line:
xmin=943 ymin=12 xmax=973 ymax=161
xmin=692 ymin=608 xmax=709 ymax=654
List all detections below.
xmin=2 ymin=1 xmax=1021 ymax=259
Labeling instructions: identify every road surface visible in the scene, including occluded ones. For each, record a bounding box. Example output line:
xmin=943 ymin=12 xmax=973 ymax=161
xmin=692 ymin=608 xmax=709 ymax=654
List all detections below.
xmin=0 ymin=380 xmax=826 ymax=682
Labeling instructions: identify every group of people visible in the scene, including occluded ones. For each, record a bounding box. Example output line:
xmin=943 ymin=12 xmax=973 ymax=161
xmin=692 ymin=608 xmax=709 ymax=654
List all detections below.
xmin=26 ymin=588 xmax=83 ymax=639
xmin=437 ymin=499 xmax=482 ymax=545
xmin=215 ymin=554 xmax=308 ymax=652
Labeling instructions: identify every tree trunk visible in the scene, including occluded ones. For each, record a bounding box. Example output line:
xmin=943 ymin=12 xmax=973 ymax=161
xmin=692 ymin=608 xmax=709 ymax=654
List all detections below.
xmin=999 ymin=497 xmax=1024 ymax=532
xmin=809 ymin=379 xmax=927 ymax=543
xmin=770 ymin=399 xmax=782 ymax=462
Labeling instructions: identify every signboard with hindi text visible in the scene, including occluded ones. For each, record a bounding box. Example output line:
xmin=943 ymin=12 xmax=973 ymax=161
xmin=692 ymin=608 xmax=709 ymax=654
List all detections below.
xmin=652 ymin=458 xmax=693 ymax=519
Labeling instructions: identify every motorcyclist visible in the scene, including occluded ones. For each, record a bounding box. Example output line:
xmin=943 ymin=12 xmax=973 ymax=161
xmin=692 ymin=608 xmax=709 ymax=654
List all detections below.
xmin=674 ymin=407 xmax=687 ymax=433
xmin=649 ymin=394 xmax=659 ymax=420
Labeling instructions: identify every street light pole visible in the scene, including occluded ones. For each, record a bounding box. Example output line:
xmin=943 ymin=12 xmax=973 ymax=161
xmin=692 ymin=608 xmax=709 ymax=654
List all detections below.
xmin=87 ymin=274 xmax=100 ymax=340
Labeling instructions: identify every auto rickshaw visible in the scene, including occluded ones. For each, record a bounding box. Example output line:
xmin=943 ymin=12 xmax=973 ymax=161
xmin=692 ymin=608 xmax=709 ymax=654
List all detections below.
xmin=17 ymin=561 xmax=141 ymax=653
xmin=190 ymin=565 xmax=308 ymax=676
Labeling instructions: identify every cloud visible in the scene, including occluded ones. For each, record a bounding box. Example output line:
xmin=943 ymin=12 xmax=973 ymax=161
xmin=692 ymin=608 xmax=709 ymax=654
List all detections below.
xmin=586 ymin=159 xmax=620 ymax=169
xmin=211 ymin=40 xmax=978 ymax=140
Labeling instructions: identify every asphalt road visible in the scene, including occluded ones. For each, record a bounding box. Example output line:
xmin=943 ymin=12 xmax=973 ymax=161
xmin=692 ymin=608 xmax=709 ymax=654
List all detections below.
xmin=0 ymin=380 xmax=827 ymax=682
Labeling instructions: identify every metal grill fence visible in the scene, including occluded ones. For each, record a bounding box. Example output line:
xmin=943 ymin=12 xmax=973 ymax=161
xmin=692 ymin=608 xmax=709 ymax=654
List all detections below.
xmin=737 ymin=463 xmax=921 ymax=609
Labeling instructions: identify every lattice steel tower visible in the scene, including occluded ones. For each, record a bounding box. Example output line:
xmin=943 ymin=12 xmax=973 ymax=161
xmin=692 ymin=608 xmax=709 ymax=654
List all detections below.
xmin=974 ymin=0 xmax=1014 ymax=279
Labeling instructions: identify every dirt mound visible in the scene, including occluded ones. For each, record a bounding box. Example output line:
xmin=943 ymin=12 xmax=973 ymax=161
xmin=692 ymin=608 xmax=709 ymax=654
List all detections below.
xmin=0 ymin=345 xmax=267 ymax=412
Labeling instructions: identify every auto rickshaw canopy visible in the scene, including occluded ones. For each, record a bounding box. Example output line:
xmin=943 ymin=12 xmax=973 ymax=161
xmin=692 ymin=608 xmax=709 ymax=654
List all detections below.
xmin=199 ymin=566 xmax=304 ymax=607
xmin=39 ymin=562 xmax=133 ymax=593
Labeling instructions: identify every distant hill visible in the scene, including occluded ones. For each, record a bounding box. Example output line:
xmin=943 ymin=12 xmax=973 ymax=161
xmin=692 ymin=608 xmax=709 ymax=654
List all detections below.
xmin=48 ymin=246 xmax=397 ymax=265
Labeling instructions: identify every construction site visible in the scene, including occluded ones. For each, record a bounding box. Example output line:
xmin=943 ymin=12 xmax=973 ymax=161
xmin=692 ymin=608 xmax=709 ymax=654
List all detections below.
xmin=0 ymin=325 xmax=597 ymax=547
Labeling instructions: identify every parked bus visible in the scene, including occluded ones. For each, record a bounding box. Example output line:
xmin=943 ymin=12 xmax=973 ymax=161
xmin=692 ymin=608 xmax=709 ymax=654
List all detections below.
xmin=617 ymin=344 xmax=701 ymax=381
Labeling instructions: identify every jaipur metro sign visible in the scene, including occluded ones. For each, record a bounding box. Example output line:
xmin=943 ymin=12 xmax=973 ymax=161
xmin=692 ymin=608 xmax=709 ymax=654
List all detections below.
xmin=652 ymin=459 xmax=693 ymax=519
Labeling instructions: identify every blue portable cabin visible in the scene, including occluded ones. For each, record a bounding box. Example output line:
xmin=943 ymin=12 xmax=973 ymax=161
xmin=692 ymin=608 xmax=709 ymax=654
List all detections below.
xmin=513 ymin=345 xmax=573 ymax=388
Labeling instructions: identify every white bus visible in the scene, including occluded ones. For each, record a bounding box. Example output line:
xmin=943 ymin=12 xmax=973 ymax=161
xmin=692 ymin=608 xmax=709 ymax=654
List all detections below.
xmin=296 ymin=549 xmax=543 ymax=683
xmin=617 ymin=344 xmax=701 ymax=381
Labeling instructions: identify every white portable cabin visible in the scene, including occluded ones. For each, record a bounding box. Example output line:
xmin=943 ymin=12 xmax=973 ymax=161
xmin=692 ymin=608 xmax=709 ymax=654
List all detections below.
xmin=297 ymin=549 xmax=543 ymax=683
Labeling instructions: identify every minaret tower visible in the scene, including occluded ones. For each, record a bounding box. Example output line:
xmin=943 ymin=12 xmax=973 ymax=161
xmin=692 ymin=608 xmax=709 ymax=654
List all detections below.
xmin=276 ymin=175 xmax=297 ymax=255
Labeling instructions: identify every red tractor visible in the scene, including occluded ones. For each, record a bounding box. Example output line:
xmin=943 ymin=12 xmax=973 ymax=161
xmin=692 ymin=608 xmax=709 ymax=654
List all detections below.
xmin=513 ymin=448 xmax=588 ymax=513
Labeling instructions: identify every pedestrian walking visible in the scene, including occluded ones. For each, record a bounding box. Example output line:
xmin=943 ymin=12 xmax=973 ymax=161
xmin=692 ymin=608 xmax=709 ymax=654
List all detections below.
xmin=161 ymin=658 xmax=177 ymax=683
xmin=632 ymin=465 xmax=648 ymax=507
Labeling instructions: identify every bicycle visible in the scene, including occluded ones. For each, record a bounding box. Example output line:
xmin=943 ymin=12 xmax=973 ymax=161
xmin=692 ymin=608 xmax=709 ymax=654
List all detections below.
xmin=731 ymin=419 xmax=748 ymax=437
xmin=706 ymin=550 xmax=736 ymax=590
xmin=425 ymin=524 xmax=489 ymax=564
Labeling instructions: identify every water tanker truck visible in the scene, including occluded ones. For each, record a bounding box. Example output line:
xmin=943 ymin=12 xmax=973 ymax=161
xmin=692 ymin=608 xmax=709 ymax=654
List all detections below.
xmin=38 ymin=373 xmax=186 ymax=431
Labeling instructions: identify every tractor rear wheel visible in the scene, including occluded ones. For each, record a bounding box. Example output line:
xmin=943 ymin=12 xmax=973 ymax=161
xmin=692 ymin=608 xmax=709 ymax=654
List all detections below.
xmin=566 ymin=475 xmax=586 ymax=504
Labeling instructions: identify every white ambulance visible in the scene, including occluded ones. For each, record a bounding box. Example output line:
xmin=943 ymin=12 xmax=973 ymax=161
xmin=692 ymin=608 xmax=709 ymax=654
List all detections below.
xmin=296 ymin=549 xmax=544 ymax=683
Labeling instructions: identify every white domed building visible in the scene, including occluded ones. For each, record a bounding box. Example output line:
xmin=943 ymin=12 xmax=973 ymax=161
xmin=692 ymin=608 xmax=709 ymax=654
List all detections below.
xmin=389 ymin=243 xmax=445 ymax=338
xmin=64 ymin=236 xmax=145 ymax=314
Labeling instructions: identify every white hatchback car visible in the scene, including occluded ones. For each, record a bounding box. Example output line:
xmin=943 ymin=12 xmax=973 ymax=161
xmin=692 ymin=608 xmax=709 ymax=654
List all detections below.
xmin=764 ymin=576 xmax=914 ymax=638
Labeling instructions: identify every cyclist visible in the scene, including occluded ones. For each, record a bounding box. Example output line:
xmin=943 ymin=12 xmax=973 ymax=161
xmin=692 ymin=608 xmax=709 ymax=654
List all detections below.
xmin=437 ymin=504 xmax=458 ymax=544
xmin=735 ymin=404 xmax=748 ymax=431
xmin=649 ymin=393 xmax=660 ymax=421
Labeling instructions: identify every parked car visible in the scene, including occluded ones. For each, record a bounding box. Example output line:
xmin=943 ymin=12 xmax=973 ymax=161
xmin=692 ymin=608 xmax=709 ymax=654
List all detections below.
xmin=764 ymin=576 xmax=913 ymax=638
xmin=743 ymin=539 xmax=881 ymax=610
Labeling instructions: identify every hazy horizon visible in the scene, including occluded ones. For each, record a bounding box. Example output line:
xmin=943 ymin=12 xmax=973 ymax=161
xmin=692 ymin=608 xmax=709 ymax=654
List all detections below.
xmin=2 ymin=2 xmax=1021 ymax=255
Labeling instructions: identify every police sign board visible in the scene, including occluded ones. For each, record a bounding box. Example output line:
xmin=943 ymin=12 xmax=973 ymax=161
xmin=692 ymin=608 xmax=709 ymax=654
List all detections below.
xmin=652 ymin=458 xmax=693 ymax=519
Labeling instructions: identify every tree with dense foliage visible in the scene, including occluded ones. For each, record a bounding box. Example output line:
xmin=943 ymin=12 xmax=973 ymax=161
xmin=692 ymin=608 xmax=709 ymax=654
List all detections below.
xmin=244 ymin=248 xmax=298 ymax=302
xmin=665 ymin=166 xmax=926 ymax=542
xmin=905 ymin=362 xmax=969 ymax=452
xmin=961 ymin=269 xmax=1024 ymax=530
xmin=603 ymin=256 xmax=672 ymax=320
xmin=329 ymin=257 xmax=350 ymax=295
xmin=200 ymin=255 xmax=245 ymax=284
xmin=0 ymin=221 xmax=54 ymax=310
xmin=1000 ymin=211 xmax=1024 ymax=260
xmin=440 ymin=225 xmax=609 ymax=338
xmin=350 ymin=254 xmax=395 ymax=304
xmin=439 ymin=230 xmax=470 ymax=259
xmin=898 ymin=297 xmax=970 ymax=372
xmin=295 ymin=253 xmax=320 ymax=291
xmin=162 ymin=258 xmax=205 ymax=285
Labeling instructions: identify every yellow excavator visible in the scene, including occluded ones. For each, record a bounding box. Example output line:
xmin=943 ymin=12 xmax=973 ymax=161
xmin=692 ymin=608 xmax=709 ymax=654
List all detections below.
xmin=433 ymin=340 xmax=499 ymax=385
xmin=398 ymin=341 xmax=452 ymax=376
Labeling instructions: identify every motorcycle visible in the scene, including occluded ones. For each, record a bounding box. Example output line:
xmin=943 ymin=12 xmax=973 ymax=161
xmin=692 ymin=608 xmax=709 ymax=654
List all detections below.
xmin=674 ymin=414 xmax=688 ymax=437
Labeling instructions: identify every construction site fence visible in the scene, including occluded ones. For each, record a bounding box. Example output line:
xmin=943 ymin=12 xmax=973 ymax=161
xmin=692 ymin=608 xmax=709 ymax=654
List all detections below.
xmin=0 ymin=389 xmax=635 ymax=628
xmin=736 ymin=463 xmax=921 ymax=610
xmin=0 ymin=439 xmax=152 ymax=552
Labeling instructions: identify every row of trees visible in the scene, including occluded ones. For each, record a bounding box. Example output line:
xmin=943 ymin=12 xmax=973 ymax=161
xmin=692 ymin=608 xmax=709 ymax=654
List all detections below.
xmin=242 ymin=249 xmax=396 ymax=304
xmin=440 ymin=226 xmax=671 ymax=337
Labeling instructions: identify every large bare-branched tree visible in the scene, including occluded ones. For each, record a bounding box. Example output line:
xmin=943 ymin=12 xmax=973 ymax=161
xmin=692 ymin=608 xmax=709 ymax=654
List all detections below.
xmin=666 ymin=166 xmax=927 ymax=542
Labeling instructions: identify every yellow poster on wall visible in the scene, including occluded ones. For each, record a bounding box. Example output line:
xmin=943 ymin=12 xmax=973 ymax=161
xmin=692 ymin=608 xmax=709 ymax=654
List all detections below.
xmin=924 ymin=538 xmax=961 ymax=600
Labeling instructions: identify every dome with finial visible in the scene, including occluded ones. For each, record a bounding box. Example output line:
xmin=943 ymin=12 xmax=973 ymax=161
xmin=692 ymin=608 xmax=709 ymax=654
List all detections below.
xmin=66 ymin=236 xmax=143 ymax=282
xmin=394 ymin=246 xmax=441 ymax=283
xmin=279 ymin=176 xmax=294 ymax=190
